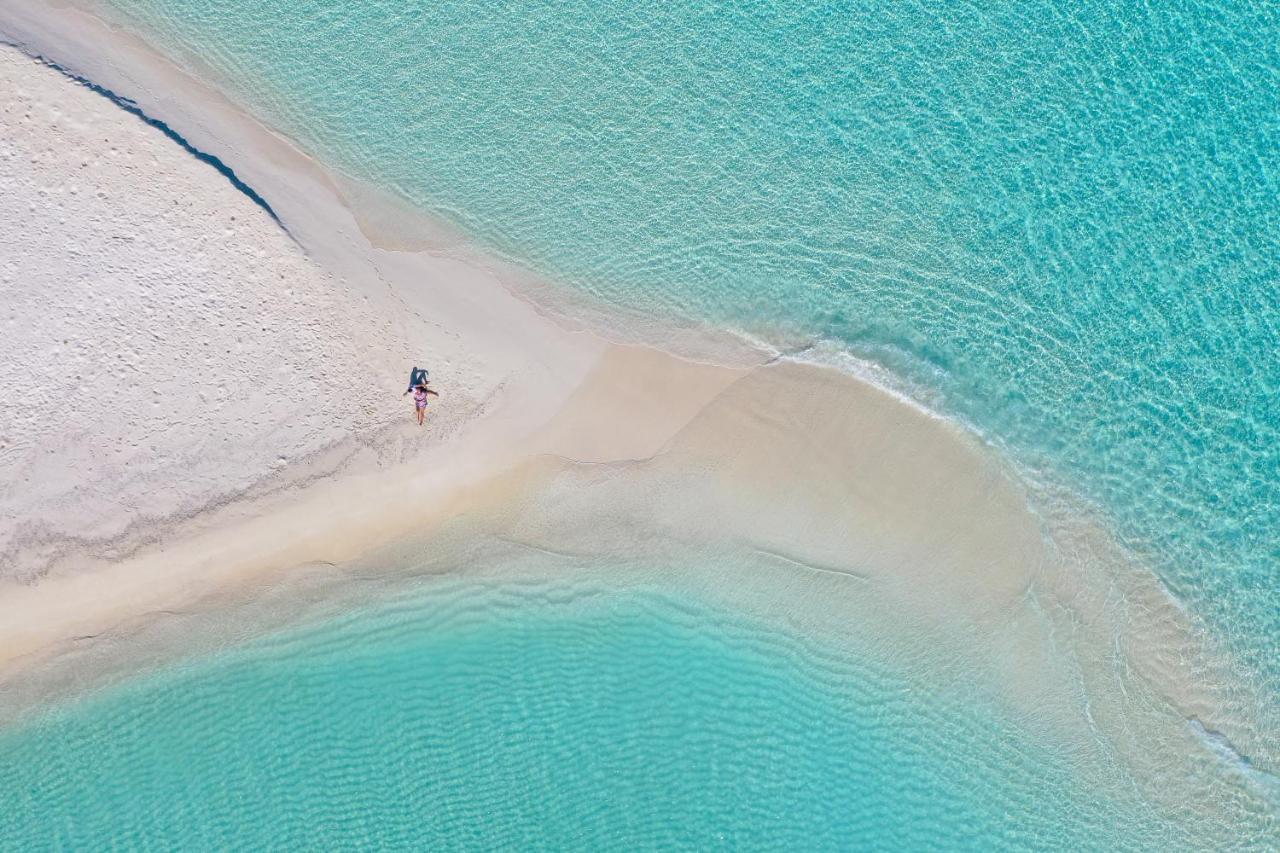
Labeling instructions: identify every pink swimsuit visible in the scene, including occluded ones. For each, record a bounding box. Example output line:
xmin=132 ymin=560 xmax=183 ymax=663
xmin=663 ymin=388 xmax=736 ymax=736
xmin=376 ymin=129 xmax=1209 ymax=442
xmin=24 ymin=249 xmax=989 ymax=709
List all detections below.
xmin=413 ymin=389 xmax=429 ymax=409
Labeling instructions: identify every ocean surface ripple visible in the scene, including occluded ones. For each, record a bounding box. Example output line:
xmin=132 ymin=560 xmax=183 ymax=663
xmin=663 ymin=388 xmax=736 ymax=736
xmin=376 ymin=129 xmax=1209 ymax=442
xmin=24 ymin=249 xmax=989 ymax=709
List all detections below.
xmin=0 ymin=580 xmax=1215 ymax=850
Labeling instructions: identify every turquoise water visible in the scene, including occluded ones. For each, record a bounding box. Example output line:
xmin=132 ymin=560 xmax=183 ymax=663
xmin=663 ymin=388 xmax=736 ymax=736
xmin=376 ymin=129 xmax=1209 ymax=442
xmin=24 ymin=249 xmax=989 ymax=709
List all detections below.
xmin=10 ymin=0 xmax=1279 ymax=845
xmin=0 ymin=580 xmax=1193 ymax=850
xmin=95 ymin=0 xmax=1280 ymax=701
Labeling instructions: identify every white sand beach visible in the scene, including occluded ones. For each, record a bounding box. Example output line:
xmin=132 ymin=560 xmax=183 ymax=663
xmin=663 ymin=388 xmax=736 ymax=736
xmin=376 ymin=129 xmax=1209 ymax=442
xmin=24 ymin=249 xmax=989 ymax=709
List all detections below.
xmin=0 ymin=0 xmax=1273 ymax=832
xmin=0 ymin=36 xmax=1045 ymax=675
xmin=0 ymin=35 xmax=606 ymax=658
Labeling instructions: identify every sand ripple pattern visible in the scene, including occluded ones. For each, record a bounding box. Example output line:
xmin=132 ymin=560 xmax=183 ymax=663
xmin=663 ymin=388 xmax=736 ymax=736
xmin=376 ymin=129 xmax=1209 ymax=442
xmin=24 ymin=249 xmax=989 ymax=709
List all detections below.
xmin=0 ymin=579 xmax=1216 ymax=850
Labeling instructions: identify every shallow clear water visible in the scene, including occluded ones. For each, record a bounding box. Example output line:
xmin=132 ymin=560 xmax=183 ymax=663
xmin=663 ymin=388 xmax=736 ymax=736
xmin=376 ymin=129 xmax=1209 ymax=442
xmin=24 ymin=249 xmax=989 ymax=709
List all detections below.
xmin=97 ymin=0 xmax=1280 ymax=698
xmin=0 ymin=580 xmax=1190 ymax=850
xmin=13 ymin=0 xmax=1280 ymax=845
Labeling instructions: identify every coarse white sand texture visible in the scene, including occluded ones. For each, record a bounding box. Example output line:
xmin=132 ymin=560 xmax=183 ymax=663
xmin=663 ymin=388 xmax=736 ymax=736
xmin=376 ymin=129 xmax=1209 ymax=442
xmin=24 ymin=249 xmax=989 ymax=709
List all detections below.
xmin=0 ymin=47 xmax=468 ymax=579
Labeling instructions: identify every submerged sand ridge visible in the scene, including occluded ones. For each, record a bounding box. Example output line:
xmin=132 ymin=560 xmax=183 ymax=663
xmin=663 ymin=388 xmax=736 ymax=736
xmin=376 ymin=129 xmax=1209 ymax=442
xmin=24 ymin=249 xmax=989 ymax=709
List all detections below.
xmin=498 ymin=351 xmax=1278 ymax=830
xmin=0 ymin=1 xmax=1276 ymax=838
xmin=533 ymin=348 xmax=1044 ymax=624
